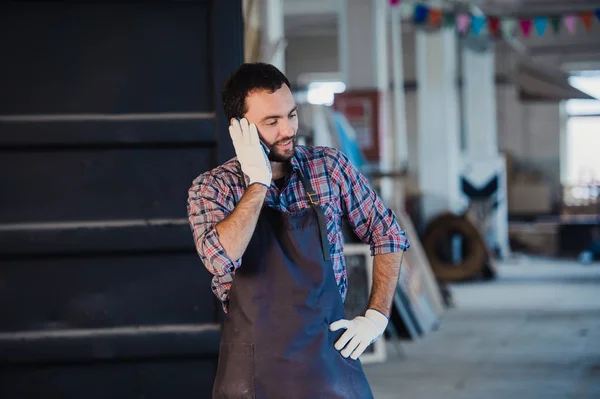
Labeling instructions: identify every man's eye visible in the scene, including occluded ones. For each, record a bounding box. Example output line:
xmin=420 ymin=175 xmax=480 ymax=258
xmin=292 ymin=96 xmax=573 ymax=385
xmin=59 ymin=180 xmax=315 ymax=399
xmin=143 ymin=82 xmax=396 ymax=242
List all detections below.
xmin=268 ymin=120 xmax=277 ymax=126
xmin=289 ymin=113 xmax=297 ymax=119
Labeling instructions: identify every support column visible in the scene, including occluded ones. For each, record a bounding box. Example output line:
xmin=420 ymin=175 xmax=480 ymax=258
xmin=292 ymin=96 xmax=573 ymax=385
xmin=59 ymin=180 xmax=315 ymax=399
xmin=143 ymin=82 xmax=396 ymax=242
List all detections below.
xmin=461 ymin=44 xmax=510 ymax=258
xmin=339 ymin=0 xmax=388 ymax=90
xmin=260 ymin=0 xmax=285 ymax=72
xmin=462 ymin=46 xmax=497 ymax=158
xmin=391 ymin=6 xmax=409 ymax=173
xmin=338 ymin=0 xmax=393 ymax=203
xmin=416 ymin=28 xmax=464 ymax=225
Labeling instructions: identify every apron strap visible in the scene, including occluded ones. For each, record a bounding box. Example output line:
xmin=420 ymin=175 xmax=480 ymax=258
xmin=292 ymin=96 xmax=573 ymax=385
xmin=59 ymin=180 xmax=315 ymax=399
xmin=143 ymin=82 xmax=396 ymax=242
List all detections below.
xmin=298 ymin=172 xmax=331 ymax=261
xmin=238 ymin=160 xmax=330 ymax=261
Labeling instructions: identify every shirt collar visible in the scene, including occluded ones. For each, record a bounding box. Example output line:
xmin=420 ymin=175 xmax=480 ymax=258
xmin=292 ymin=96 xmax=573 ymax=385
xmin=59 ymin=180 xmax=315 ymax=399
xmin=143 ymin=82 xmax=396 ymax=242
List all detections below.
xmin=289 ymin=151 xmax=302 ymax=173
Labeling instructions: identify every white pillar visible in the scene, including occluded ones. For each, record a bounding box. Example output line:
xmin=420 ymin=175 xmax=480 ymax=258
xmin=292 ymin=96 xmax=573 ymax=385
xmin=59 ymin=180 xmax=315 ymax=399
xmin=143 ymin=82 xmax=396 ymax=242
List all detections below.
xmin=461 ymin=44 xmax=511 ymax=258
xmin=462 ymin=46 xmax=498 ymax=158
xmin=338 ymin=0 xmax=393 ymax=202
xmin=416 ymin=28 xmax=464 ymax=224
xmin=260 ymin=0 xmax=285 ymax=72
xmin=391 ymin=5 xmax=409 ymax=172
xmin=339 ymin=0 xmax=387 ymax=90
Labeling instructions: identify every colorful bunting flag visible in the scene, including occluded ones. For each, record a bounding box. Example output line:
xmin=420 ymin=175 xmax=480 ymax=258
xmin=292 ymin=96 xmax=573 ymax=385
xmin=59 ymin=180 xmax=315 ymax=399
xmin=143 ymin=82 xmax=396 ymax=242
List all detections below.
xmin=429 ymin=8 xmax=443 ymax=27
xmin=533 ymin=17 xmax=547 ymax=36
xmin=403 ymin=3 xmax=599 ymax=39
xmin=580 ymin=11 xmax=594 ymax=31
xmin=487 ymin=16 xmax=501 ymax=38
xmin=399 ymin=2 xmax=413 ymax=17
xmin=550 ymin=16 xmax=562 ymax=34
xmin=414 ymin=4 xmax=429 ymax=24
xmin=457 ymin=14 xmax=470 ymax=33
xmin=471 ymin=15 xmax=486 ymax=35
xmin=501 ymin=18 xmax=517 ymax=37
xmin=519 ymin=18 xmax=533 ymax=37
xmin=564 ymin=14 xmax=577 ymax=34
xmin=389 ymin=0 xmax=401 ymax=6
xmin=443 ymin=13 xmax=456 ymax=27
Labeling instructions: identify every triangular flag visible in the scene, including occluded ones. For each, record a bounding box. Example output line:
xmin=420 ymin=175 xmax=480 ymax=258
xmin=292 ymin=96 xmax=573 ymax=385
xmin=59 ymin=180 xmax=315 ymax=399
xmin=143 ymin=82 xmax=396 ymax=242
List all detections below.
xmin=429 ymin=8 xmax=443 ymax=27
xmin=471 ymin=15 xmax=486 ymax=36
xmin=501 ymin=18 xmax=517 ymax=37
xmin=443 ymin=12 xmax=456 ymax=27
xmin=398 ymin=1 xmax=415 ymax=19
xmin=399 ymin=2 xmax=413 ymax=18
xmin=550 ymin=16 xmax=562 ymax=34
xmin=457 ymin=14 xmax=471 ymax=33
xmin=389 ymin=0 xmax=401 ymax=6
xmin=414 ymin=4 xmax=429 ymax=25
xmin=580 ymin=11 xmax=594 ymax=31
xmin=519 ymin=18 xmax=533 ymax=37
xmin=487 ymin=16 xmax=501 ymax=38
xmin=533 ymin=17 xmax=547 ymax=36
xmin=564 ymin=14 xmax=577 ymax=34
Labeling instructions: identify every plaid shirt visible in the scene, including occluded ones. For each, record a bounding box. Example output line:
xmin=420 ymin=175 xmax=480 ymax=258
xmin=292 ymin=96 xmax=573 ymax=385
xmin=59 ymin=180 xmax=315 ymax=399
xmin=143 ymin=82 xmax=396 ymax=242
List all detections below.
xmin=187 ymin=145 xmax=410 ymax=312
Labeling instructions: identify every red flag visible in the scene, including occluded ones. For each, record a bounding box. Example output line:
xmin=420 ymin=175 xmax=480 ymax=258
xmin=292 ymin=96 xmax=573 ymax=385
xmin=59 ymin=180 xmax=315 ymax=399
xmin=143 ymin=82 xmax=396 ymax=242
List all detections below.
xmin=580 ymin=11 xmax=594 ymax=31
xmin=429 ymin=8 xmax=443 ymax=27
xmin=519 ymin=18 xmax=533 ymax=37
xmin=487 ymin=16 xmax=501 ymax=38
xmin=389 ymin=0 xmax=401 ymax=6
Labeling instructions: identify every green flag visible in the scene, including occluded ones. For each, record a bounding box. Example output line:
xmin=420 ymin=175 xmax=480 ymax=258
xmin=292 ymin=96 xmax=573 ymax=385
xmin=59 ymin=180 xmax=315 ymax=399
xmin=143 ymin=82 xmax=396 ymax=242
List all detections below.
xmin=550 ymin=16 xmax=562 ymax=34
xmin=443 ymin=12 xmax=456 ymax=27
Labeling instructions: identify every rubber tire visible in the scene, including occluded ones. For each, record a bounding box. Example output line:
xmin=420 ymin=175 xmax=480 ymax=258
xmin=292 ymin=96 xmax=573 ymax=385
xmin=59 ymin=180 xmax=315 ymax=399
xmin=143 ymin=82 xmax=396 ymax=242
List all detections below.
xmin=422 ymin=212 xmax=488 ymax=282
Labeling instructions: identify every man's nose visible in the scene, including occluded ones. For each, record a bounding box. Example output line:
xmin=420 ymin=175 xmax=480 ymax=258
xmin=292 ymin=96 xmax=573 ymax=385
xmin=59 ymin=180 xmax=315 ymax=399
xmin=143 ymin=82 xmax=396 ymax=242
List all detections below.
xmin=279 ymin=119 xmax=294 ymax=137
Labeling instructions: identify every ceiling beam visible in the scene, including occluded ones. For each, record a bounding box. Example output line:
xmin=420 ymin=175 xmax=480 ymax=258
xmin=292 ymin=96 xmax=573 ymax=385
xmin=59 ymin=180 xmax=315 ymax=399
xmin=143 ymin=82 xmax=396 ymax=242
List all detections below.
xmin=283 ymin=0 xmax=338 ymax=16
xmin=477 ymin=0 xmax=600 ymax=16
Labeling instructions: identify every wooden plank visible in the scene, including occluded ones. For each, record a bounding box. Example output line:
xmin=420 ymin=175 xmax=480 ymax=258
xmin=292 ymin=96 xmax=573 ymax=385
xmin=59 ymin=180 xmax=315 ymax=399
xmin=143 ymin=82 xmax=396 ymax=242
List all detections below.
xmin=0 ymin=223 xmax=196 ymax=255
xmin=0 ymin=324 xmax=220 ymax=364
xmin=0 ymin=253 xmax=218 ymax=333
xmin=0 ymin=360 xmax=217 ymax=399
xmin=396 ymin=210 xmax=446 ymax=316
xmin=0 ymin=2 xmax=212 ymax=115
xmin=0 ymin=118 xmax=216 ymax=147
xmin=0 ymin=148 xmax=214 ymax=223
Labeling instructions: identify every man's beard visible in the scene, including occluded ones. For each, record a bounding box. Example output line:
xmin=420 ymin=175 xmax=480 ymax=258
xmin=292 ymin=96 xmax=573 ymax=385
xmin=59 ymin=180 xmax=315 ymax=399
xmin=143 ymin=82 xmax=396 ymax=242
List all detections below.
xmin=268 ymin=137 xmax=297 ymax=162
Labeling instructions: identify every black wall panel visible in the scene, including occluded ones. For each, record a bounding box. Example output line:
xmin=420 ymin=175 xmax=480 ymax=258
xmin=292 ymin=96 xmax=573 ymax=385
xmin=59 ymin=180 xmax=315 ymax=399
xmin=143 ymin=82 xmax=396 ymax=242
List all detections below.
xmin=0 ymin=119 xmax=217 ymax=147
xmin=1 ymin=253 xmax=217 ymax=332
xmin=0 ymin=2 xmax=212 ymax=115
xmin=0 ymin=361 xmax=218 ymax=399
xmin=0 ymin=1 xmax=242 ymax=397
xmin=2 ymin=224 xmax=195 ymax=255
xmin=0 ymin=148 xmax=213 ymax=223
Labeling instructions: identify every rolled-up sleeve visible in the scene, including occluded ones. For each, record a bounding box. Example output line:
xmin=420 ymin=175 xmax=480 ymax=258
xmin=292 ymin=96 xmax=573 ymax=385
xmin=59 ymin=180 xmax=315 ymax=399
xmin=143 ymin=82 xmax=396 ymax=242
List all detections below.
xmin=327 ymin=148 xmax=410 ymax=255
xmin=187 ymin=173 xmax=240 ymax=305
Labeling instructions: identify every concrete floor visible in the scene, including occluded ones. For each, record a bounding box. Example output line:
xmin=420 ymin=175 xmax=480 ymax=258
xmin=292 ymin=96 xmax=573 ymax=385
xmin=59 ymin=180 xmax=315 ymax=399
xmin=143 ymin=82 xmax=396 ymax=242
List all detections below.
xmin=363 ymin=256 xmax=600 ymax=399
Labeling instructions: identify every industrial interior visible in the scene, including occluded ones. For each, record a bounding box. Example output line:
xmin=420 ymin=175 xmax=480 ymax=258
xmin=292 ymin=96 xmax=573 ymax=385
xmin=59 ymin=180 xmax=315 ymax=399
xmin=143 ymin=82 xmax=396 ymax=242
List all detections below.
xmin=1 ymin=0 xmax=599 ymax=398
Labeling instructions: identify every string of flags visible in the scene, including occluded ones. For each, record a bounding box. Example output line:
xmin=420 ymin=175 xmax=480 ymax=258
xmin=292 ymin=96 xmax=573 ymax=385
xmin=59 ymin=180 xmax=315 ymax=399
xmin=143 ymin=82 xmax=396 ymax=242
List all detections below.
xmin=388 ymin=1 xmax=600 ymax=38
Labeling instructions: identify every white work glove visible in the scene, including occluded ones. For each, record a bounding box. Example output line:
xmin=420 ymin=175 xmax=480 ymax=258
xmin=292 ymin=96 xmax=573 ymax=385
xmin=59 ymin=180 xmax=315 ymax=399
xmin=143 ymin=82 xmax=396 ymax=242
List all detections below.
xmin=330 ymin=309 xmax=388 ymax=360
xmin=229 ymin=118 xmax=272 ymax=187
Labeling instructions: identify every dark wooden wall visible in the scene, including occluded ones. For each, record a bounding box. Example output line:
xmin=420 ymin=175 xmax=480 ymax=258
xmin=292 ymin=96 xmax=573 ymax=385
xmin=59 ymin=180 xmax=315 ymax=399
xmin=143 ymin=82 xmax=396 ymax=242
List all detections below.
xmin=0 ymin=1 xmax=241 ymax=397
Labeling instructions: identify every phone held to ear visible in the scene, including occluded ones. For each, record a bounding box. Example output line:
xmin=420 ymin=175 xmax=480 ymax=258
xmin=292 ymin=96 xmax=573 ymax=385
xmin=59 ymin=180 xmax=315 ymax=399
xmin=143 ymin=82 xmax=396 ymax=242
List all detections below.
xmin=237 ymin=117 xmax=270 ymax=157
xmin=259 ymin=140 xmax=270 ymax=157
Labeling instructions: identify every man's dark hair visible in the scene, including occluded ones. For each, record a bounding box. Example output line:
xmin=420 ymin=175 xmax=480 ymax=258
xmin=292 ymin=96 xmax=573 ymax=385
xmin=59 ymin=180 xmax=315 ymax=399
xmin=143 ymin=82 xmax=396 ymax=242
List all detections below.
xmin=221 ymin=62 xmax=291 ymax=121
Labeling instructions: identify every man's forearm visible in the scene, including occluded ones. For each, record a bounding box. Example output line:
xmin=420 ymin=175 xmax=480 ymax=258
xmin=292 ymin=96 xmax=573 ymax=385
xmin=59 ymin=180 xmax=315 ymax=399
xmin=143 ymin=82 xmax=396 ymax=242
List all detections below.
xmin=368 ymin=251 xmax=404 ymax=317
xmin=215 ymin=184 xmax=267 ymax=261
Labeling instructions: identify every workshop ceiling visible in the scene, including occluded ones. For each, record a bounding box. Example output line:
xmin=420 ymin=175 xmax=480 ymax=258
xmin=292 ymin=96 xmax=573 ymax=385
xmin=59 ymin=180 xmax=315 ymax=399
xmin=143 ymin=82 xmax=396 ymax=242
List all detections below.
xmin=283 ymin=0 xmax=600 ymax=37
xmin=474 ymin=0 xmax=600 ymax=16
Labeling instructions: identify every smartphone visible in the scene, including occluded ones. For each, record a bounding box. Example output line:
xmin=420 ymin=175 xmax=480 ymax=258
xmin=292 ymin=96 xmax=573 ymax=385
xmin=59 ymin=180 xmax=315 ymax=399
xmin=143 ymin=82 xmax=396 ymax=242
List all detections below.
xmin=237 ymin=117 xmax=271 ymax=158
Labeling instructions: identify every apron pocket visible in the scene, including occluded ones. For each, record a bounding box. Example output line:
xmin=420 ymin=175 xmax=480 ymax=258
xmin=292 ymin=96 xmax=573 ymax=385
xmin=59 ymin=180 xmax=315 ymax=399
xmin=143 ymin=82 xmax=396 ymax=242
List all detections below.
xmin=213 ymin=342 xmax=255 ymax=399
